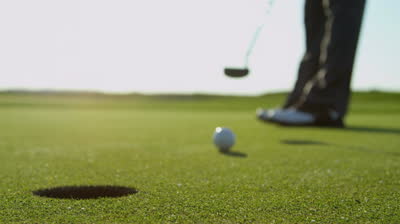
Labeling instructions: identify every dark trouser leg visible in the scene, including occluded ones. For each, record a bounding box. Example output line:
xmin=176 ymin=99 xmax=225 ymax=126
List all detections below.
xmin=284 ymin=0 xmax=326 ymax=108
xmin=298 ymin=0 xmax=366 ymax=117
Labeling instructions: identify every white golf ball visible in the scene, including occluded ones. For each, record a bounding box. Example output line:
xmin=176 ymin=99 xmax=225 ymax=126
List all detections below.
xmin=213 ymin=127 xmax=235 ymax=152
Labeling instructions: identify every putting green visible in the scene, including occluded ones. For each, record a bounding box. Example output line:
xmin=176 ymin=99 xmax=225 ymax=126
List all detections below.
xmin=0 ymin=92 xmax=399 ymax=223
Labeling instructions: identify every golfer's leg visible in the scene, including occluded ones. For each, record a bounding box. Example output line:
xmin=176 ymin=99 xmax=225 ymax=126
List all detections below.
xmin=299 ymin=0 xmax=366 ymax=117
xmin=284 ymin=0 xmax=325 ymax=108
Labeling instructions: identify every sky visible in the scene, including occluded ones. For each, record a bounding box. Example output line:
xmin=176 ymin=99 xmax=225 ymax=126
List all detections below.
xmin=0 ymin=0 xmax=399 ymax=95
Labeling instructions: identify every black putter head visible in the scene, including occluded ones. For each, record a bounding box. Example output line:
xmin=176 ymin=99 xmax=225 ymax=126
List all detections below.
xmin=224 ymin=67 xmax=249 ymax=78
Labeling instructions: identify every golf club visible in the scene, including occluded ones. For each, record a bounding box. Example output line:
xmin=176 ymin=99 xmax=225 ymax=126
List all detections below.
xmin=224 ymin=0 xmax=276 ymax=78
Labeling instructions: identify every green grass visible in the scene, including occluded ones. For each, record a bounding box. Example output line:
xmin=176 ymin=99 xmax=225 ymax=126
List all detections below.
xmin=0 ymin=91 xmax=399 ymax=223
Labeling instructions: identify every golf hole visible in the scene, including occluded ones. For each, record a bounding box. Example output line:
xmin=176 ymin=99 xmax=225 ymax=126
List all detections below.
xmin=33 ymin=185 xmax=138 ymax=199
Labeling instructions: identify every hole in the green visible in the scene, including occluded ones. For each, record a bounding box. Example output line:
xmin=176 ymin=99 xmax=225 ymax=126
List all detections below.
xmin=33 ymin=185 xmax=138 ymax=199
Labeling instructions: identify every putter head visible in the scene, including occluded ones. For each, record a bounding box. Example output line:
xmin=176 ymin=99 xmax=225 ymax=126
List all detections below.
xmin=224 ymin=67 xmax=249 ymax=78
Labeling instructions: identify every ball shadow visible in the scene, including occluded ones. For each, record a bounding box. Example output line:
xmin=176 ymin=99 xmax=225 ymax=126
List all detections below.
xmin=220 ymin=151 xmax=248 ymax=158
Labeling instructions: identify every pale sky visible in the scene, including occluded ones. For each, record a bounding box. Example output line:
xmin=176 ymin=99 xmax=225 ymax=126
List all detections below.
xmin=0 ymin=0 xmax=399 ymax=95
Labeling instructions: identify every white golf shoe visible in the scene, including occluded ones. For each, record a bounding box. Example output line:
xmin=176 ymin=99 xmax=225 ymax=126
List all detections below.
xmin=256 ymin=107 xmax=344 ymax=127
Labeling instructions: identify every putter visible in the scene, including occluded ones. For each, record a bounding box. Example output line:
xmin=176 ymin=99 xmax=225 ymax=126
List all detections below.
xmin=224 ymin=68 xmax=249 ymax=78
xmin=224 ymin=0 xmax=276 ymax=78
xmin=224 ymin=25 xmax=264 ymax=78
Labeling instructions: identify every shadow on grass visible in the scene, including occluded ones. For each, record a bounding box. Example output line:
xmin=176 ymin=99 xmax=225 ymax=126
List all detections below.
xmin=345 ymin=126 xmax=400 ymax=135
xmin=275 ymin=124 xmax=400 ymax=135
xmin=281 ymin=139 xmax=328 ymax=145
xmin=220 ymin=151 xmax=247 ymax=158
xmin=281 ymin=138 xmax=400 ymax=157
xmin=339 ymin=145 xmax=400 ymax=157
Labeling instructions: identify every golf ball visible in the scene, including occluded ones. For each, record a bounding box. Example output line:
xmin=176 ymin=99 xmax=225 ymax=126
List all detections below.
xmin=213 ymin=127 xmax=235 ymax=152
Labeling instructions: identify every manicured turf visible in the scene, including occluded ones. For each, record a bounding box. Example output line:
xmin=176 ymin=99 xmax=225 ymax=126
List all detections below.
xmin=0 ymin=91 xmax=399 ymax=223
